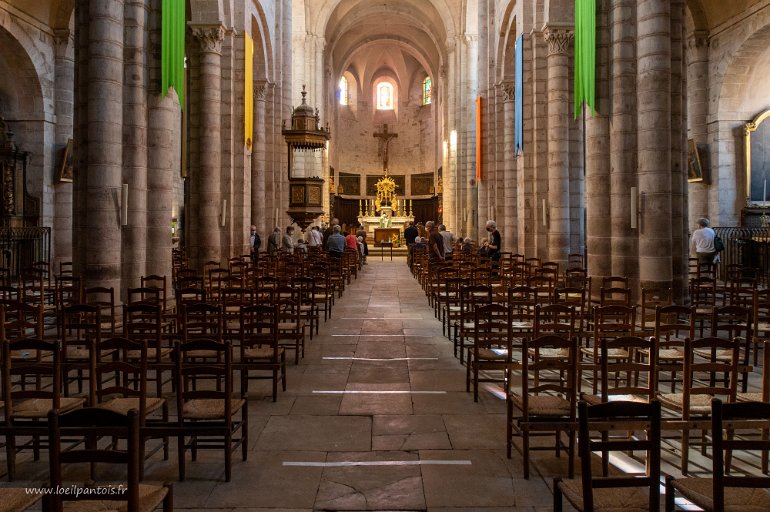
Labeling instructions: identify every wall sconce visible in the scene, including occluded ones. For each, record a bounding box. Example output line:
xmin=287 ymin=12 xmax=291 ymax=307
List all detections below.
xmin=220 ymin=199 xmax=227 ymax=228
xmin=171 ymin=217 xmax=177 ymax=236
xmin=121 ymin=184 xmax=128 ymax=226
xmin=630 ymin=187 xmax=638 ymax=229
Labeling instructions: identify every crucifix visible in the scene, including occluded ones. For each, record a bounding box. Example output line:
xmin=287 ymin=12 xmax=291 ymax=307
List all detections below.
xmin=373 ymin=124 xmax=398 ymax=176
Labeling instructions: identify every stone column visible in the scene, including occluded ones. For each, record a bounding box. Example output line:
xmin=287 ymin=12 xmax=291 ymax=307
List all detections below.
xmin=544 ymin=27 xmax=573 ymax=265
xmin=122 ymin=0 xmax=148 ymax=291
xmin=611 ymin=0 xmax=637 ymax=284
xmin=190 ymin=25 xmax=225 ymax=269
xmin=637 ymin=0 xmax=672 ymax=290
xmin=73 ymin=0 xmax=89 ymax=275
xmin=687 ymin=30 xmax=709 ymax=221
xmin=80 ymin=0 xmax=124 ymax=291
xmin=670 ymin=0 xmax=688 ymax=301
xmin=53 ymin=29 xmax=74 ymax=270
xmin=501 ymin=81 xmax=516 ymax=252
xmin=252 ymin=81 xmax=267 ymax=235
xmin=586 ymin=0 xmax=611 ymax=283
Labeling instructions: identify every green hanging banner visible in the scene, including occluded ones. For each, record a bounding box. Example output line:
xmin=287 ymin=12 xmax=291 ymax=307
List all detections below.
xmin=574 ymin=0 xmax=595 ymax=118
xmin=162 ymin=0 xmax=186 ymax=108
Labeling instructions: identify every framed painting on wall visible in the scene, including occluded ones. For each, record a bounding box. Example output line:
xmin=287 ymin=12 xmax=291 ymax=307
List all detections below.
xmin=411 ymin=173 xmax=434 ymax=195
xmin=687 ymin=138 xmax=704 ymax=183
xmin=57 ymin=138 xmax=74 ymax=183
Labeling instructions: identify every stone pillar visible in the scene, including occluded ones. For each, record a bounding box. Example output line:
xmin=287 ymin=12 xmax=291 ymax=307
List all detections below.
xmin=611 ymin=0 xmax=637 ymax=284
xmin=79 ymin=0 xmax=124 ymax=291
xmin=637 ymin=0 xmax=672 ymax=290
xmin=122 ymin=0 xmax=148 ymax=292
xmin=544 ymin=27 xmax=573 ymax=265
xmin=501 ymin=81 xmax=516 ymax=252
xmin=190 ymin=24 xmax=225 ymax=269
xmin=687 ymin=30 xmax=709 ymax=221
xmin=73 ymin=0 xmax=89 ymax=276
xmin=586 ymin=0 xmax=612 ymax=283
xmin=252 ymin=81 xmax=268 ymax=236
xmin=670 ymin=0 xmax=688 ymax=301
xmin=53 ymin=29 xmax=74 ymax=270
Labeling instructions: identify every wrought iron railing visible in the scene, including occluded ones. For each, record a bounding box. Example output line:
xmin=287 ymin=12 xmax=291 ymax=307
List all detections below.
xmin=0 ymin=226 xmax=51 ymax=277
xmin=713 ymin=226 xmax=770 ymax=286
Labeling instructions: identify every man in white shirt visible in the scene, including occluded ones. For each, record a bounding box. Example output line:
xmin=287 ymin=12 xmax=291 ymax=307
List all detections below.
xmin=691 ymin=217 xmax=716 ymax=266
xmin=307 ymin=226 xmax=322 ymax=247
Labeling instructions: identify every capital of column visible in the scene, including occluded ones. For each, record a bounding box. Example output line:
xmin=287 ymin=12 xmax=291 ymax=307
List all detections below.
xmin=53 ymin=29 xmax=71 ymax=56
xmin=191 ymin=24 xmax=225 ymax=54
xmin=543 ymin=26 xmax=573 ymax=56
xmin=498 ymin=80 xmax=515 ymax=102
xmin=254 ymin=80 xmax=272 ymax=101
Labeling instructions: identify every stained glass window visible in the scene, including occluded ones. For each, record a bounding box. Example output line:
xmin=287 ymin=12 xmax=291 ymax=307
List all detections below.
xmin=339 ymin=77 xmax=348 ymax=105
xmin=423 ymin=77 xmax=432 ymax=105
xmin=376 ymin=82 xmax=394 ymax=110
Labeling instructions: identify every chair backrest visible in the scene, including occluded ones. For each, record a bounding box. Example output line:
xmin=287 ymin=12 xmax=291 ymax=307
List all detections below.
xmin=600 ymin=336 xmax=657 ymax=401
xmin=576 ymin=400 xmax=662 ymax=511
xmin=47 ymin=408 xmax=143 ymax=511
xmin=3 ymin=339 xmax=62 ymax=419
xmin=534 ymin=303 xmax=575 ymax=339
xmin=1 ymin=300 xmax=43 ymax=339
xmin=711 ymin=304 xmax=752 ymax=341
xmin=654 ymin=304 xmax=695 ymax=342
xmin=711 ymin=399 xmax=770 ymax=510
xmin=689 ymin=276 xmax=716 ymax=307
xmin=181 ymin=301 xmax=223 ymax=342
xmin=90 ymin=337 xmax=149 ymax=420
xmin=240 ymin=304 xmax=279 ymax=354
xmin=593 ymin=305 xmax=636 ymax=342
xmin=640 ymin=287 xmax=672 ymax=333
xmin=602 ymin=276 xmax=629 ymax=289
xmin=684 ymin=337 xmax=739 ymax=413
xmin=122 ymin=303 xmax=162 ymax=352
xmin=473 ymin=303 xmax=512 ymax=357
xmin=141 ymin=274 xmax=168 ymax=311
xmin=84 ymin=286 xmax=116 ymax=335
xmin=176 ymin=339 xmax=234 ymax=420
xmin=599 ymin=286 xmax=632 ymax=307
xmin=126 ymin=286 xmax=161 ymax=306
xmin=61 ymin=303 xmax=101 ymax=346
xmin=521 ymin=335 xmax=577 ymax=405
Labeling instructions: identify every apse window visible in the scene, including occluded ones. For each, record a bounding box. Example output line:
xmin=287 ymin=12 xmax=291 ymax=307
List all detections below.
xmin=339 ymin=77 xmax=349 ymax=106
xmin=422 ymin=77 xmax=432 ymax=105
xmin=376 ymin=82 xmax=394 ymax=110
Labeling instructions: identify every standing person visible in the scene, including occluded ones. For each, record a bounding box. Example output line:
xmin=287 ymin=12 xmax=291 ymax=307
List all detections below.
xmin=267 ymin=227 xmax=281 ymax=256
xmin=326 ymin=225 xmax=346 ymax=257
xmin=250 ymin=225 xmax=261 ymax=260
xmin=282 ymin=226 xmax=296 ymax=254
xmin=439 ymin=224 xmax=455 ymax=261
xmin=426 ymin=221 xmax=445 ymax=262
xmin=482 ymin=220 xmax=501 ymax=262
xmin=307 ymin=226 xmax=322 ymax=247
xmin=691 ymin=217 xmax=717 ymax=267
xmin=356 ymin=226 xmax=369 ymax=257
xmin=404 ymin=221 xmax=419 ymax=267
xmin=323 ymin=218 xmax=339 ymax=249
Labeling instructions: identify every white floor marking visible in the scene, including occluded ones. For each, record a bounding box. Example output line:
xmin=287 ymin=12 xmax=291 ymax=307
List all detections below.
xmin=283 ymin=460 xmax=472 ymax=467
xmin=322 ymin=356 xmax=438 ymax=361
xmin=312 ymin=390 xmax=446 ymax=395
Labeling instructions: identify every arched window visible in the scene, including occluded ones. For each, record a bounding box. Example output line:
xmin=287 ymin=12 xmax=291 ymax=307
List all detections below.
xmin=376 ymin=82 xmax=394 ymax=110
xmin=422 ymin=77 xmax=432 ymax=105
xmin=339 ymin=77 xmax=348 ymax=105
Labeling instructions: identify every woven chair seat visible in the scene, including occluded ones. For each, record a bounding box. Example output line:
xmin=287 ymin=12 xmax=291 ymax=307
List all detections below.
xmin=61 ymin=483 xmax=169 ymax=512
xmin=580 ymin=347 xmax=629 ymax=359
xmin=65 ymin=346 xmax=91 ymax=360
xmin=756 ymin=322 xmax=770 ymax=334
xmin=475 ymin=348 xmax=507 ymax=361
xmin=558 ymin=478 xmax=653 ymax=512
xmin=693 ymin=348 xmax=734 ymax=361
xmin=182 ymin=398 xmax=245 ymax=420
xmin=127 ymin=347 xmax=172 ymax=361
xmin=243 ymin=346 xmax=282 ymax=359
xmin=736 ymin=392 xmax=764 ymax=402
xmin=13 ymin=397 xmax=84 ymax=418
xmin=10 ymin=350 xmax=52 ymax=361
xmin=510 ymin=392 xmax=572 ymax=416
xmin=582 ymin=394 xmax=650 ymax=406
xmin=695 ymin=307 xmax=712 ymax=315
xmin=278 ymin=321 xmax=304 ymax=330
xmin=529 ymin=347 xmax=570 ymax=360
xmin=96 ymin=397 xmax=165 ymax=416
xmin=672 ymin=477 xmax=770 ymax=512
xmin=657 ymin=392 xmax=713 ymax=415
xmin=0 ymin=487 xmax=41 ymax=512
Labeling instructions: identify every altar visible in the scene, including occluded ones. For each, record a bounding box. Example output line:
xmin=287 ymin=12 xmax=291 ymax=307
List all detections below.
xmin=358 ymin=206 xmax=413 ymax=238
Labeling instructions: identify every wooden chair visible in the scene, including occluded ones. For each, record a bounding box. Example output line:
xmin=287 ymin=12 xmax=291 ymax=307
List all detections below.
xmin=582 ymin=305 xmax=636 ymax=395
xmin=0 ymin=488 xmax=40 ymax=511
xmin=707 ymin=304 xmax=753 ymax=393
xmin=690 ymin=276 xmax=716 ymax=336
xmin=507 ymin=335 xmax=578 ymax=478
xmin=554 ymin=400 xmax=662 ymax=512
xmin=638 ymin=287 xmax=672 ymax=337
xmin=465 ymin=303 xmax=512 ymax=402
xmin=273 ymin=285 xmax=306 ymax=364
xmin=652 ymin=305 xmax=695 ymax=393
xmin=60 ymin=303 xmax=101 ymax=395
xmin=46 ymin=408 xmax=173 ymax=512
xmin=658 ymin=336 xmax=739 ymax=475
xmin=2 ymin=339 xmax=84 ymax=481
xmin=90 ymin=336 xmax=169 ymax=477
xmin=84 ymin=286 xmax=117 ymax=335
xmin=753 ymin=288 xmax=770 ymax=366
xmin=175 ymin=339 xmax=247 ymax=482
xmin=454 ymin=285 xmax=492 ymax=364
xmin=239 ymin=304 xmax=286 ymax=401
xmin=583 ymin=336 xmax=657 ymax=406
xmin=665 ymin=399 xmax=770 ymax=511
xmin=123 ymin=303 xmax=172 ymax=398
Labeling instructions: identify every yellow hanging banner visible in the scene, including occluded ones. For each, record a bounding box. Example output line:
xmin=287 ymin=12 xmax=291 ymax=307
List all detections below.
xmin=244 ymin=33 xmax=254 ymax=150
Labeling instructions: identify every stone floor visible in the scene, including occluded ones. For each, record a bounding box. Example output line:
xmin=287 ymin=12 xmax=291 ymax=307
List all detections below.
xmin=5 ymin=258 xmax=765 ymax=510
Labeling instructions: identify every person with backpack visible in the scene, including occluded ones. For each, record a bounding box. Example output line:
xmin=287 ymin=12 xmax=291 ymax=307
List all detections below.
xmin=691 ymin=217 xmax=718 ymax=266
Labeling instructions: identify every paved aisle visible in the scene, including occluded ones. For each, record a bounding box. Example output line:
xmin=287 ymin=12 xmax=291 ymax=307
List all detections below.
xmin=156 ymin=260 xmax=553 ymax=510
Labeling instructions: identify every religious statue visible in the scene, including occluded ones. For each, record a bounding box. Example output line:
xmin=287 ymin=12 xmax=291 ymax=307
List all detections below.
xmin=379 ymin=210 xmax=392 ymax=228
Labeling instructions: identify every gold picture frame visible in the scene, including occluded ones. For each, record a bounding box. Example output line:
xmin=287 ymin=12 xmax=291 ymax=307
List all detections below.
xmin=57 ymin=138 xmax=74 ymax=183
xmin=745 ymin=109 xmax=770 ymax=203
xmin=687 ymin=138 xmax=703 ymax=183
